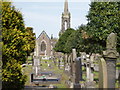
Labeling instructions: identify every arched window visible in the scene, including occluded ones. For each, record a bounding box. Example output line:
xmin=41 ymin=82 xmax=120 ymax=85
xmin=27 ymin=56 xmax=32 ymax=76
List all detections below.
xmin=41 ymin=41 xmax=46 ymax=51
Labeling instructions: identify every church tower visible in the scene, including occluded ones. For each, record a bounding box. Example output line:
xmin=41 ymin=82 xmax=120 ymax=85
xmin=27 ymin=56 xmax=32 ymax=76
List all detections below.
xmin=59 ymin=0 xmax=71 ymax=36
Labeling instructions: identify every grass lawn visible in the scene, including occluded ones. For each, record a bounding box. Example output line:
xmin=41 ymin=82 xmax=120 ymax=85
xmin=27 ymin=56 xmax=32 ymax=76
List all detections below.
xmin=22 ymin=58 xmax=120 ymax=88
xmin=22 ymin=59 xmax=69 ymax=88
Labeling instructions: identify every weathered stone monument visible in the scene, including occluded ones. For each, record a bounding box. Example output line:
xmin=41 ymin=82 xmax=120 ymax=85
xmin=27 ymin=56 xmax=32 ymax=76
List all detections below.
xmin=103 ymin=33 xmax=119 ymax=88
xmin=118 ymin=73 xmax=120 ymax=87
xmin=79 ymin=57 xmax=83 ymax=81
xmin=64 ymin=54 xmax=68 ymax=71
xmin=85 ymin=54 xmax=95 ymax=88
xmin=33 ymin=56 xmax=40 ymax=75
xmin=99 ymin=58 xmax=108 ymax=88
xmin=70 ymin=49 xmax=81 ymax=88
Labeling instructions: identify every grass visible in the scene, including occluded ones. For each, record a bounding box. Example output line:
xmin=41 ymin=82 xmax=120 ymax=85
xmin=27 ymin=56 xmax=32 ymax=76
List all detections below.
xmin=23 ymin=58 xmax=120 ymax=88
xmin=22 ymin=59 xmax=69 ymax=88
xmin=40 ymin=59 xmax=68 ymax=88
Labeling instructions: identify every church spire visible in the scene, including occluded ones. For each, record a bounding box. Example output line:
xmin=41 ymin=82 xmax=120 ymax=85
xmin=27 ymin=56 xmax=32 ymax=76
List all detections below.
xmin=59 ymin=0 xmax=71 ymax=36
xmin=64 ymin=0 xmax=69 ymax=13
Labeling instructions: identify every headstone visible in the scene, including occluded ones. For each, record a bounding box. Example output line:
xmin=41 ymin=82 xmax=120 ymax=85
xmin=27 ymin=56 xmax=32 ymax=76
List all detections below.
xmin=90 ymin=54 xmax=95 ymax=82
xmin=79 ymin=57 xmax=83 ymax=81
xmin=59 ymin=56 xmax=63 ymax=69
xmin=103 ymin=33 xmax=119 ymax=88
xmin=71 ymin=57 xmax=81 ymax=88
xmin=86 ymin=55 xmax=91 ymax=82
xmin=71 ymin=49 xmax=81 ymax=88
xmin=72 ymin=49 xmax=77 ymax=78
xmin=118 ymin=73 xmax=120 ymax=87
xmin=33 ymin=56 xmax=40 ymax=75
xmin=70 ymin=54 xmax=73 ymax=77
xmin=64 ymin=54 xmax=68 ymax=70
xmin=58 ymin=57 xmax=60 ymax=69
xmin=85 ymin=54 xmax=95 ymax=88
xmin=99 ymin=58 xmax=108 ymax=88
xmin=94 ymin=64 xmax=99 ymax=72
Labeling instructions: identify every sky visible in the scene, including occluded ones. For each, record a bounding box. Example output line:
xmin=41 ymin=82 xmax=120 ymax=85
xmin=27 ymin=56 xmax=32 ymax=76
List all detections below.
xmin=12 ymin=0 xmax=91 ymax=38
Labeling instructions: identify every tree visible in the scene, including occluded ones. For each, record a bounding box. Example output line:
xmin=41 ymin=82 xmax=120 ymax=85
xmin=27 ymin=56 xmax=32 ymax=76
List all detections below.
xmin=86 ymin=2 xmax=120 ymax=53
xmin=24 ymin=27 xmax=35 ymax=56
xmin=54 ymin=28 xmax=75 ymax=54
xmin=2 ymin=59 xmax=26 ymax=89
xmin=2 ymin=1 xmax=35 ymax=89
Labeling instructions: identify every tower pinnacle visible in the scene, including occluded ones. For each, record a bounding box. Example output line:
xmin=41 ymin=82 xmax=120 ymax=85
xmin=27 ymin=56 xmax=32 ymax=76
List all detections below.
xmin=64 ymin=0 xmax=69 ymax=14
xmin=59 ymin=0 xmax=71 ymax=36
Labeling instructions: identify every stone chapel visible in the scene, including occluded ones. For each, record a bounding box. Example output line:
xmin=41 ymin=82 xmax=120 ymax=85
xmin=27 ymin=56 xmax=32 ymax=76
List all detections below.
xmin=34 ymin=0 xmax=71 ymax=58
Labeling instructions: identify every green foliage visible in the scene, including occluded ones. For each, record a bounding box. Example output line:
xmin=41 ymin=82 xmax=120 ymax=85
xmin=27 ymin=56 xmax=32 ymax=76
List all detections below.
xmin=2 ymin=59 xmax=27 ymax=89
xmin=86 ymin=2 xmax=120 ymax=53
xmin=24 ymin=27 xmax=35 ymax=56
xmin=54 ymin=28 xmax=75 ymax=54
xmin=2 ymin=1 xmax=35 ymax=89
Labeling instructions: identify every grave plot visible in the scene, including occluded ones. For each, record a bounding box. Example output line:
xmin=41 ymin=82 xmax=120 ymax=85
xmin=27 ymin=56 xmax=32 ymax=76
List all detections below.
xmin=31 ymin=72 xmax=60 ymax=85
xmin=30 ymin=56 xmax=61 ymax=86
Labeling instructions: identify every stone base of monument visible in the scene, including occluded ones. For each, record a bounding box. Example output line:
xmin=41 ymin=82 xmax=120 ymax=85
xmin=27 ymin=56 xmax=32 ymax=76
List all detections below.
xmin=84 ymin=81 xmax=96 ymax=88
xmin=69 ymin=82 xmax=81 ymax=88
xmin=30 ymin=72 xmax=60 ymax=85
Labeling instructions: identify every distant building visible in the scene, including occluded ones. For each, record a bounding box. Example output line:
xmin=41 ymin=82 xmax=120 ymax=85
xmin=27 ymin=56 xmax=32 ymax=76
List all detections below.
xmin=34 ymin=31 xmax=57 ymax=58
xmin=59 ymin=0 xmax=71 ymax=36
xmin=34 ymin=0 xmax=71 ymax=58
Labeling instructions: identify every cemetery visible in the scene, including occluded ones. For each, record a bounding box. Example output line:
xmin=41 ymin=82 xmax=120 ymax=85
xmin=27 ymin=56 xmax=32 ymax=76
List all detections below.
xmin=21 ymin=33 xmax=120 ymax=89
xmin=1 ymin=0 xmax=120 ymax=89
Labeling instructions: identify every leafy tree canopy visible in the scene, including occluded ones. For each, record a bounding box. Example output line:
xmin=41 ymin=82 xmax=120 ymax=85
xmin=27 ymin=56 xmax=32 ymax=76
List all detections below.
xmin=54 ymin=28 xmax=75 ymax=54
xmin=2 ymin=1 xmax=35 ymax=89
xmin=86 ymin=2 xmax=120 ymax=53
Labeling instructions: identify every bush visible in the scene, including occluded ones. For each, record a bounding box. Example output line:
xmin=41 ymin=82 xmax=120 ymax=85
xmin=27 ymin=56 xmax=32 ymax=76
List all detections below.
xmin=2 ymin=59 xmax=27 ymax=89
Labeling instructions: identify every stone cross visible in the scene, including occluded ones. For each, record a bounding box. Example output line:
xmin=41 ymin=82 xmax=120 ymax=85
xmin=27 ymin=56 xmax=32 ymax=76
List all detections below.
xmin=103 ymin=33 xmax=119 ymax=88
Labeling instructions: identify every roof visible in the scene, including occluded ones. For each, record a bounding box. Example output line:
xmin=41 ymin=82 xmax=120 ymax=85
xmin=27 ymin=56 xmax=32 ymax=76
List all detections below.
xmin=37 ymin=30 xmax=50 ymax=40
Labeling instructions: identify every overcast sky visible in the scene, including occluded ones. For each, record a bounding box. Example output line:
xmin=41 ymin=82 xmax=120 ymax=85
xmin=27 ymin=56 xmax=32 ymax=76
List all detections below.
xmin=12 ymin=0 xmax=91 ymax=38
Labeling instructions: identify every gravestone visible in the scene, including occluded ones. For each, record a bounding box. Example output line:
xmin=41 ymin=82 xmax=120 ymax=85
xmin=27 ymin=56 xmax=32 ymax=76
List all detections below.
xmin=90 ymin=54 xmax=95 ymax=82
xmin=86 ymin=55 xmax=91 ymax=82
xmin=33 ymin=56 xmax=40 ymax=75
xmin=118 ymin=73 xmax=120 ymax=87
xmin=59 ymin=56 xmax=63 ymax=69
xmin=85 ymin=54 xmax=95 ymax=88
xmin=58 ymin=56 xmax=60 ymax=69
xmin=103 ymin=33 xmax=119 ymax=88
xmin=64 ymin=54 xmax=68 ymax=71
xmin=71 ymin=58 xmax=81 ymax=88
xmin=72 ymin=49 xmax=77 ymax=78
xmin=79 ymin=57 xmax=83 ymax=81
xmin=70 ymin=54 xmax=73 ymax=77
xmin=99 ymin=58 xmax=108 ymax=88
xmin=71 ymin=49 xmax=81 ymax=88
